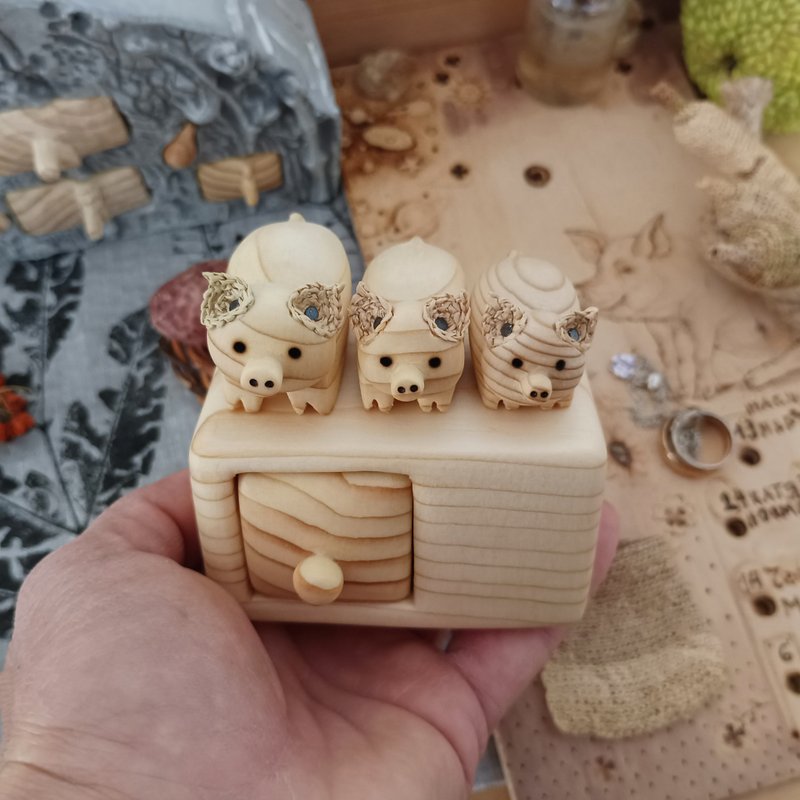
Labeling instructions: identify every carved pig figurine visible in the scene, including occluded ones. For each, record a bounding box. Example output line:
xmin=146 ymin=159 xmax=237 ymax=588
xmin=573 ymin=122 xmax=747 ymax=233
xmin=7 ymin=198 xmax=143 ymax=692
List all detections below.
xmin=470 ymin=252 xmax=598 ymax=410
xmin=200 ymin=213 xmax=351 ymax=414
xmin=350 ymin=238 xmax=470 ymax=412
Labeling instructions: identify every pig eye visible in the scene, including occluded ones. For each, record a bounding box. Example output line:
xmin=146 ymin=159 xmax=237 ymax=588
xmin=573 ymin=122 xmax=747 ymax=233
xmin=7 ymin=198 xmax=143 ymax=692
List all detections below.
xmin=304 ymin=306 xmax=320 ymax=321
xmin=233 ymin=341 xmax=246 ymax=354
xmin=555 ymin=359 xmax=566 ymax=371
xmin=380 ymin=356 xmax=393 ymax=367
xmin=288 ymin=347 xmax=302 ymax=359
xmin=373 ymin=316 xmax=384 ymax=330
xmin=500 ymin=322 xmax=514 ymax=337
xmin=434 ymin=317 xmax=449 ymax=331
xmin=428 ymin=357 xmax=441 ymax=368
xmin=511 ymin=357 xmax=523 ymax=369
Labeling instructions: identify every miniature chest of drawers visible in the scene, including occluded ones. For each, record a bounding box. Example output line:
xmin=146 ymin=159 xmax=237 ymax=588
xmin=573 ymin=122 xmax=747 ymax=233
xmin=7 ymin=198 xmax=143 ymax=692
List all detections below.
xmin=190 ymin=339 xmax=606 ymax=628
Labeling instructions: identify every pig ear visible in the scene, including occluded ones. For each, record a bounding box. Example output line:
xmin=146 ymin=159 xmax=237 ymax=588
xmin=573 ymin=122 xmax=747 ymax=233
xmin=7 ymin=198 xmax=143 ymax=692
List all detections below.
xmin=288 ymin=282 xmax=346 ymax=339
xmin=423 ymin=291 xmax=470 ymax=342
xmin=349 ymin=282 xmax=393 ymax=344
xmin=632 ymin=214 xmax=671 ymax=259
xmin=200 ymin=272 xmax=254 ymax=329
xmin=554 ymin=307 xmax=599 ymax=352
xmin=482 ymin=296 xmax=527 ymax=348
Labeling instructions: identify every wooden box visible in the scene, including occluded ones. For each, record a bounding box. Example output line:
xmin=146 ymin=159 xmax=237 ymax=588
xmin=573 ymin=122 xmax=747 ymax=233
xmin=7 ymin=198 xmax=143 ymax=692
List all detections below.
xmin=190 ymin=336 xmax=606 ymax=628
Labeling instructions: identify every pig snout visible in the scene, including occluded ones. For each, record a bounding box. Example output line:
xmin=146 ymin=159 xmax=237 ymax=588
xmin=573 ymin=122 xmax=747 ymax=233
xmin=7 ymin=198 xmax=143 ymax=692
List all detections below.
xmin=240 ymin=357 xmax=283 ymax=395
xmin=522 ymin=372 xmax=552 ymax=402
xmin=391 ymin=365 xmax=425 ymax=401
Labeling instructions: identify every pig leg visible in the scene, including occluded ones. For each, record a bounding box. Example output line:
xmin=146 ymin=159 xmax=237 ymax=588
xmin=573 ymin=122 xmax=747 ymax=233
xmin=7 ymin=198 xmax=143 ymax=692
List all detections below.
xmin=646 ymin=321 xmax=684 ymax=397
xmin=287 ymin=371 xmax=342 ymax=415
xmin=222 ymin=378 xmax=263 ymax=413
xmin=418 ymin=387 xmax=457 ymax=413
xmin=359 ymin=381 xmax=394 ymax=412
xmin=685 ymin=315 xmax=720 ymax=399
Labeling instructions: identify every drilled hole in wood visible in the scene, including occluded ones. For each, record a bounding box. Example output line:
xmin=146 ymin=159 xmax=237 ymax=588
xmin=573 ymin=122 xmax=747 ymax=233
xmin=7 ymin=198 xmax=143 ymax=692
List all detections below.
xmin=524 ymin=165 xmax=551 ymax=187
xmin=616 ymin=60 xmax=633 ymax=74
xmin=740 ymin=446 xmax=761 ymax=465
xmin=450 ymin=163 xmax=470 ymax=179
xmin=444 ymin=54 xmax=461 ymax=67
xmin=753 ymin=594 xmax=777 ymax=616
xmin=787 ymin=672 xmax=800 ymax=694
xmin=434 ymin=71 xmax=450 ymax=85
xmin=726 ymin=518 xmax=747 ymax=537
xmin=608 ymin=440 xmax=632 ymax=468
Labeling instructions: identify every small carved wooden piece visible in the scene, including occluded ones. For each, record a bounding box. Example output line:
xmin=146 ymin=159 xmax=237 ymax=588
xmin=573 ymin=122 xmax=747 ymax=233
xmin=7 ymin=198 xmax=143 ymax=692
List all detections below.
xmin=200 ymin=213 xmax=352 ymax=414
xmin=350 ymin=237 xmax=470 ymax=412
xmin=470 ymin=252 xmax=598 ymax=410
xmin=163 ymin=122 xmax=198 ymax=169
xmin=240 ymin=471 xmax=412 ymax=605
xmin=5 ymin=167 xmax=150 ymax=240
xmin=0 ymin=97 xmax=128 ymax=181
xmin=197 ymin=152 xmax=283 ymax=206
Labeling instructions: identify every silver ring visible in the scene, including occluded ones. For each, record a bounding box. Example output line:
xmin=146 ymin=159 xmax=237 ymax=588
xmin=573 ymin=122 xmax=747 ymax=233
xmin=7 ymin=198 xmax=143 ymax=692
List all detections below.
xmin=661 ymin=407 xmax=733 ymax=475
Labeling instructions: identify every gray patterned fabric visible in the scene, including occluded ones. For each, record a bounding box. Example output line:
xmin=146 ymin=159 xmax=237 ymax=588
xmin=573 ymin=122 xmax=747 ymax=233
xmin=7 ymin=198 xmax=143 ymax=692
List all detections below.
xmin=0 ymin=197 xmax=363 ymax=661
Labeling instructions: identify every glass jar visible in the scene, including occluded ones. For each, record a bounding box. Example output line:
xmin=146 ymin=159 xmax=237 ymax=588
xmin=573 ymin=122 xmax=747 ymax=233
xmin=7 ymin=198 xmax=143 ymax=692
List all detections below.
xmin=517 ymin=0 xmax=637 ymax=105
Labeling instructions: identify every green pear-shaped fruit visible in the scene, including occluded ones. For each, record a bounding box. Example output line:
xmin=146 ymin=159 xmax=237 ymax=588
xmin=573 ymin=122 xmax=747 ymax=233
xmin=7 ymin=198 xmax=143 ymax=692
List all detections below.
xmin=682 ymin=0 xmax=800 ymax=133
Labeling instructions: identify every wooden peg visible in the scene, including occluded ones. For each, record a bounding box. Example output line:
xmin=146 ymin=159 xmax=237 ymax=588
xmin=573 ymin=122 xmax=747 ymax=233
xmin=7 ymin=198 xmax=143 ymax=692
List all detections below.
xmin=240 ymin=161 xmax=259 ymax=207
xmin=31 ymin=137 xmax=79 ymax=182
xmin=293 ymin=554 xmax=344 ymax=605
xmin=72 ymin=180 xmax=107 ymax=241
xmin=162 ymin=122 xmax=198 ymax=170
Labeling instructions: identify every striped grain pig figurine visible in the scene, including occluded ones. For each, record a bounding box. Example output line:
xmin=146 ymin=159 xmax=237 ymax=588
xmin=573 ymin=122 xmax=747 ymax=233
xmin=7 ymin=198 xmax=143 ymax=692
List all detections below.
xmin=350 ymin=238 xmax=470 ymax=412
xmin=471 ymin=252 xmax=598 ymax=410
xmin=200 ymin=213 xmax=351 ymax=414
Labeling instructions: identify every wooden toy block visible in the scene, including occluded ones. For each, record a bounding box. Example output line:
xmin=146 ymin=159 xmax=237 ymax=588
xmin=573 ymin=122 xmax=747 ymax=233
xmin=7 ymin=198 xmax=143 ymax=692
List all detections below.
xmin=190 ymin=331 xmax=606 ymax=628
xmin=5 ymin=167 xmax=150 ymax=240
xmin=351 ymin=238 xmax=470 ymax=412
xmin=200 ymin=214 xmax=351 ymax=415
xmin=470 ymin=252 xmax=598 ymax=410
xmin=0 ymin=97 xmax=128 ymax=182
xmin=197 ymin=152 xmax=283 ymax=207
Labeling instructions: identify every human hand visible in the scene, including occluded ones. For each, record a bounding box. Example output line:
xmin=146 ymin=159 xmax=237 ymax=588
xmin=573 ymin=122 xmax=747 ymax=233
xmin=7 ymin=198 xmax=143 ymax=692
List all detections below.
xmin=0 ymin=470 xmax=618 ymax=800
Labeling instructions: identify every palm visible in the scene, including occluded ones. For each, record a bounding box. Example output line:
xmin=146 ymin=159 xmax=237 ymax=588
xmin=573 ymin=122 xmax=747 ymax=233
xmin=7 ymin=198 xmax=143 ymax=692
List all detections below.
xmin=2 ymin=472 xmax=616 ymax=800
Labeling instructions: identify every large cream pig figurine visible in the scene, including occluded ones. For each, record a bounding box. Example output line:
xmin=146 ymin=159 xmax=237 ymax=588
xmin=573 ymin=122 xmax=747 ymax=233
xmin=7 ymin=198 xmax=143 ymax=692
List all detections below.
xmin=200 ymin=213 xmax=351 ymax=414
xmin=350 ymin=238 xmax=470 ymax=412
xmin=471 ymin=252 xmax=598 ymax=410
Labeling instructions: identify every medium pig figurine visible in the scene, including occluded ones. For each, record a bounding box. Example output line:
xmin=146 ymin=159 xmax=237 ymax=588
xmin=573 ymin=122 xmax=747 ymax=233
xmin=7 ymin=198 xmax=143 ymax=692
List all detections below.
xmin=470 ymin=252 xmax=598 ymax=410
xmin=350 ymin=238 xmax=470 ymax=412
xmin=200 ymin=213 xmax=351 ymax=414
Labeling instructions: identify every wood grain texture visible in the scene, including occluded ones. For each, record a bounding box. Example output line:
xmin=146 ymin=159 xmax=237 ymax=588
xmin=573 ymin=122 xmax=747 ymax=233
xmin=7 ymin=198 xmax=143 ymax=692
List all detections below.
xmin=190 ymin=326 xmax=606 ymax=627
xmin=352 ymin=238 xmax=469 ymax=412
xmin=202 ymin=215 xmax=352 ymax=415
xmin=0 ymin=97 xmax=128 ymax=181
xmin=197 ymin=152 xmax=282 ymax=206
xmin=5 ymin=167 xmax=150 ymax=240
xmin=309 ymin=0 xmax=527 ymax=66
xmin=240 ymin=471 xmax=413 ymax=603
xmin=471 ymin=253 xmax=597 ymax=410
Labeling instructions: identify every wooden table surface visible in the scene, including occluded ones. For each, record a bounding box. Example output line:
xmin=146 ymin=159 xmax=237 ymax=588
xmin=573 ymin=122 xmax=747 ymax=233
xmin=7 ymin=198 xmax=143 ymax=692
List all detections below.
xmin=331 ymin=15 xmax=800 ymax=800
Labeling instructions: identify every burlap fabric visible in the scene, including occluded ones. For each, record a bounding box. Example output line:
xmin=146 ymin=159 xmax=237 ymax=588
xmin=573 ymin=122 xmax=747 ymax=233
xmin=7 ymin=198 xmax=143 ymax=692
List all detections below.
xmin=542 ymin=536 xmax=726 ymax=739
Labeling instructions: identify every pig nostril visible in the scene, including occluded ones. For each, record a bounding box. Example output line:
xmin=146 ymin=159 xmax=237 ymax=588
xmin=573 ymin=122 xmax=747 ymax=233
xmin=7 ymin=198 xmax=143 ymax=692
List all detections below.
xmin=397 ymin=386 xmax=406 ymax=394
xmin=249 ymin=379 xmax=258 ymax=387
xmin=530 ymin=391 xmax=538 ymax=398
xmin=410 ymin=385 xmax=418 ymax=392
xmin=265 ymin=380 xmax=274 ymax=388
xmin=541 ymin=391 xmax=549 ymax=398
